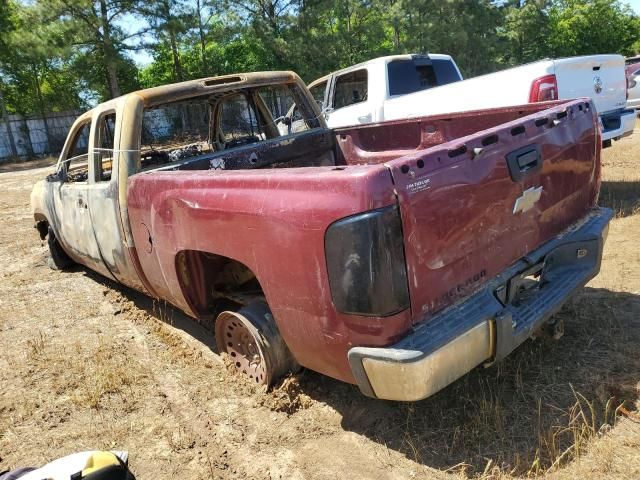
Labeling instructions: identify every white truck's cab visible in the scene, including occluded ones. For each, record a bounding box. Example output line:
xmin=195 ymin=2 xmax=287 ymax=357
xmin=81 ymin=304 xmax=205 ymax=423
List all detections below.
xmin=308 ymin=54 xmax=463 ymax=129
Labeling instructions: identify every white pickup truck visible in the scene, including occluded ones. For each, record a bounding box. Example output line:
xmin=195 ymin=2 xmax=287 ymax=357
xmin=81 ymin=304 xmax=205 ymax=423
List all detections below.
xmin=312 ymin=54 xmax=635 ymax=146
xmin=308 ymin=53 xmax=463 ymax=126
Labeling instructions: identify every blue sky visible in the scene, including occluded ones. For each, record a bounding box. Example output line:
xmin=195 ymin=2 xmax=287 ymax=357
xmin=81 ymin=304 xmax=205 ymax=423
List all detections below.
xmin=628 ymin=0 xmax=640 ymax=12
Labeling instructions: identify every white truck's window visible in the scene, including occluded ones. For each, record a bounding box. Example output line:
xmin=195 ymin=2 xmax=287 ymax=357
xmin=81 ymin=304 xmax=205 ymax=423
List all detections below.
xmin=61 ymin=121 xmax=90 ymax=183
xmin=431 ymin=58 xmax=462 ymax=85
xmin=309 ymin=81 xmax=327 ymax=109
xmin=333 ymin=69 xmax=368 ymax=109
xmin=387 ymin=58 xmax=461 ymax=96
xmin=95 ymin=112 xmax=116 ymax=182
xmin=388 ymin=60 xmax=437 ymax=95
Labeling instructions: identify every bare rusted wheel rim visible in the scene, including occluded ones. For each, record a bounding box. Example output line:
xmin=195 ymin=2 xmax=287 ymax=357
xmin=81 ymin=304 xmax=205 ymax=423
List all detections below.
xmin=217 ymin=311 xmax=269 ymax=385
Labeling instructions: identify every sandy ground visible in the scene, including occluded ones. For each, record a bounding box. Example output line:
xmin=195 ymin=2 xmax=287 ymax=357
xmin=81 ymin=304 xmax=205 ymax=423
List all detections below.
xmin=0 ymin=128 xmax=639 ymax=479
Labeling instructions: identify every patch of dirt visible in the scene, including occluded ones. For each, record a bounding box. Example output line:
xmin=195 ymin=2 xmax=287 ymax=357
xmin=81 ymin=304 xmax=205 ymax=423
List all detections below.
xmin=260 ymin=375 xmax=315 ymax=415
xmin=0 ymin=127 xmax=639 ymax=479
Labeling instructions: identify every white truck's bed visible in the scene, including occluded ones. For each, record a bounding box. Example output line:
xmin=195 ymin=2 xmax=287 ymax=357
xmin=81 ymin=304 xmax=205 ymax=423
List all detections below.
xmin=383 ymin=55 xmax=634 ymax=143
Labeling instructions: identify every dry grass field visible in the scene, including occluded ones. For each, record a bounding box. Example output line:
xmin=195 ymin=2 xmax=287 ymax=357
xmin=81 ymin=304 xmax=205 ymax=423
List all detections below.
xmin=0 ymin=125 xmax=639 ymax=479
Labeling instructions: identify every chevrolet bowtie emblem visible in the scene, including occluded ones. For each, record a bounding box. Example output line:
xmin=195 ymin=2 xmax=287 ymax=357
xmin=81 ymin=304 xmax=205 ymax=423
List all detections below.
xmin=513 ymin=186 xmax=543 ymax=214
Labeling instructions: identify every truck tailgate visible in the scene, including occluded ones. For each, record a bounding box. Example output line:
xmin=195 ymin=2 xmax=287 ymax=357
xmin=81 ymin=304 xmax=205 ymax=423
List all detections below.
xmin=554 ymin=55 xmax=626 ymax=114
xmin=386 ymin=99 xmax=600 ymax=321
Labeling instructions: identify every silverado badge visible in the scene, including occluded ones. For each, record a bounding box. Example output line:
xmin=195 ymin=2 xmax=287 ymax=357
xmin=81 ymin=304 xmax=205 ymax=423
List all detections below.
xmin=593 ymin=76 xmax=603 ymax=94
xmin=513 ymin=186 xmax=543 ymax=214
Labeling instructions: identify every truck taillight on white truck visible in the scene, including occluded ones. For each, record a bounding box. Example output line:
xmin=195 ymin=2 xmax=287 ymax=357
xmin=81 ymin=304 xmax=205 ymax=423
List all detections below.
xmin=529 ymin=74 xmax=558 ymax=102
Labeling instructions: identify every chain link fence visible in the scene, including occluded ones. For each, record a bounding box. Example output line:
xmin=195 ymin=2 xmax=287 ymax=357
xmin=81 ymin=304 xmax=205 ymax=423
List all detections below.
xmin=0 ymin=111 xmax=81 ymax=162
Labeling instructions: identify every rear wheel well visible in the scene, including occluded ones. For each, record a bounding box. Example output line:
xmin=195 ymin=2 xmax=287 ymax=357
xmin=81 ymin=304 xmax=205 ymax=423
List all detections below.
xmin=175 ymin=250 xmax=264 ymax=323
xmin=176 ymin=250 xmax=300 ymax=384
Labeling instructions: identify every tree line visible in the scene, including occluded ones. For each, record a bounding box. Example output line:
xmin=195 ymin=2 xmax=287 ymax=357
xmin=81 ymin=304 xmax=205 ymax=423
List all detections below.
xmin=0 ymin=0 xmax=639 ymax=119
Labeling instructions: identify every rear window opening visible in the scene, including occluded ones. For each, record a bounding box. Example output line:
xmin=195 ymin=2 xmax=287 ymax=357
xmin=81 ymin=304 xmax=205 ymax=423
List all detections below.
xmin=138 ymin=84 xmax=327 ymax=173
xmin=95 ymin=112 xmax=116 ymax=182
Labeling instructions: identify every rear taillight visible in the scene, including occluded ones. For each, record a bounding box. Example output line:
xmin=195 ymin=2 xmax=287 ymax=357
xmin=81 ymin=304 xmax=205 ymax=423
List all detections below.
xmin=325 ymin=206 xmax=409 ymax=317
xmin=626 ymin=76 xmax=630 ymax=99
xmin=529 ymin=74 xmax=558 ymax=103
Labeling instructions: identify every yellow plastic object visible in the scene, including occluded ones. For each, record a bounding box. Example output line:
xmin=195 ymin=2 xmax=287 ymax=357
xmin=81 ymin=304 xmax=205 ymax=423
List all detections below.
xmin=82 ymin=451 xmax=121 ymax=475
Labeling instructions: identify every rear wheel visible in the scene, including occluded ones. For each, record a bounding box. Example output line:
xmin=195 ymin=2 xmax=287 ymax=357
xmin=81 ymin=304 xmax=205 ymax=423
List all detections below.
xmin=215 ymin=302 xmax=298 ymax=386
xmin=47 ymin=227 xmax=75 ymax=270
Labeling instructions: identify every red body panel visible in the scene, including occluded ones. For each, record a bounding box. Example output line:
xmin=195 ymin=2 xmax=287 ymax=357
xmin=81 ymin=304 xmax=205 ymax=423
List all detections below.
xmin=126 ymin=99 xmax=600 ymax=384
xmin=127 ymin=166 xmax=411 ymax=382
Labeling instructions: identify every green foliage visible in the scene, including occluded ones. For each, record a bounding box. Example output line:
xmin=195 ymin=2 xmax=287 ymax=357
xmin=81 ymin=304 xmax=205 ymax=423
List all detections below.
xmin=71 ymin=49 xmax=140 ymax=105
xmin=2 ymin=0 xmax=640 ymax=116
xmin=500 ymin=0 xmax=554 ymax=65
xmin=0 ymin=0 xmax=86 ymax=115
xmin=547 ymin=0 xmax=640 ymax=56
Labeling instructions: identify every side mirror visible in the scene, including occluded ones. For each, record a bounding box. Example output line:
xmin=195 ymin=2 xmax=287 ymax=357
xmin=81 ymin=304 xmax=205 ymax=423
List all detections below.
xmin=47 ymin=164 xmax=66 ymax=183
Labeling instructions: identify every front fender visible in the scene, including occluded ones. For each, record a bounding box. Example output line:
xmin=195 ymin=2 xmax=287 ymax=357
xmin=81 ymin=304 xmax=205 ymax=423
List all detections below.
xmin=31 ymin=180 xmax=47 ymax=221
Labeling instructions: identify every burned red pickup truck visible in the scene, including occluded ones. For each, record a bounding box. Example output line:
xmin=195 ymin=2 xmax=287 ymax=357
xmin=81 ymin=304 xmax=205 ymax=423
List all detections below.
xmin=31 ymin=72 xmax=611 ymax=401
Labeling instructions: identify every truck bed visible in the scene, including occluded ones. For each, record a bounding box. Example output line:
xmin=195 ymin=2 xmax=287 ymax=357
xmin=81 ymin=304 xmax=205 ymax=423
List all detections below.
xmin=136 ymin=102 xmax=580 ymax=173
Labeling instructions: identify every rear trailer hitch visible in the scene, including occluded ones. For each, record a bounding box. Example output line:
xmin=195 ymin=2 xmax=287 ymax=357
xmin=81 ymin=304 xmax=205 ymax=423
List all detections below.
xmin=540 ymin=317 xmax=564 ymax=340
